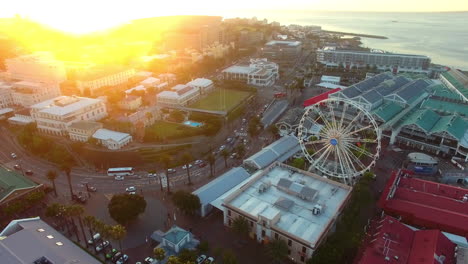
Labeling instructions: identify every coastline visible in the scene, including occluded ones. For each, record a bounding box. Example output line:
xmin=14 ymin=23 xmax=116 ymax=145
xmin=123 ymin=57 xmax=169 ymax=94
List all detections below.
xmin=321 ymin=30 xmax=388 ymax=39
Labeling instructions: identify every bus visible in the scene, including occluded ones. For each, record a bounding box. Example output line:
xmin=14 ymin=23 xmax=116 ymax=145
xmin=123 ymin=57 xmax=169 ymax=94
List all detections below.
xmin=107 ymin=167 xmax=134 ymax=176
xmin=403 ymin=152 xmax=438 ymax=175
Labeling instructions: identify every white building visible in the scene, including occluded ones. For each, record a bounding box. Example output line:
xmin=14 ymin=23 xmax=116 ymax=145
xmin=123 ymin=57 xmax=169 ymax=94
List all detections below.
xmin=0 ymin=82 xmax=13 ymax=108
xmin=157 ymin=84 xmax=200 ymax=107
xmin=316 ymin=47 xmax=431 ymax=73
xmin=76 ymin=66 xmax=135 ymax=95
xmin=125 ymin=85 xmax=146 ymax=95
xmin=140 ymin=77 xmax=161 ymax=88
xmin=222 ymin=162 xmax=352 ymax=262
xmin=68 ymin=121 xmax=103 ymax=142
xmin=222 ymin=59 xmax=279 ymax=87
xmin=92 ymin=128 xmax=132 ymax=150
xmin=320 ymin=75 xmax=341 ymax=85
xmin=5 ymin=52 xmax=67 ymax=84
xmin=187 ymin=78 xmax=214 ymax=94
xmin=11 ymin=81 xmax=61 ymax=107
xmin=31 ymin=96 xmax=107 ymax=136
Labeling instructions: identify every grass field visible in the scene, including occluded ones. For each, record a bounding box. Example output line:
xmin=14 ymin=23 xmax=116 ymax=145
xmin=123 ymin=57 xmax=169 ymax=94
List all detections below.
xmin=189 ymin=89 xmax=252 ymax=112
xmin=146 ymin=121 xmax=200 ymax=138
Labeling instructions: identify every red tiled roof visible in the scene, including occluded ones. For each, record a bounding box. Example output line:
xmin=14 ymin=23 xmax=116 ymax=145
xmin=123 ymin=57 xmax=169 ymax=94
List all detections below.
xmin=379 ymin=170 xmax=468 ymax=237
xmin=303 ymin=88 xmax=341 ymax=107
xmin=358 ymin=216 xmax=456 ymax=264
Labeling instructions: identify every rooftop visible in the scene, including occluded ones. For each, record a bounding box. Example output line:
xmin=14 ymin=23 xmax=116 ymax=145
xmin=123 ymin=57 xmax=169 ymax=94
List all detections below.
xmin=244 ymin=135 xmax=300 ymax=170
xmin=140 ymin=77 xmax=160 ymax=85
xmin=0 ymin=167 xmax=39 ymax=203
xmin=76 ymin=65 xmax=133 ymax=81
xmin=31 ymin=96 xmax=102 ymax=116
xmin=222 ymin=65 xmax=257 ymax=74
xmin=320 ymin=75 xmax=340 ymax=83
xmin=92 ymin=128 xmax=131 ymax=142
xmin=163 ymin=226 xmax=190 ymax=245
xmin=68 ymin=121 xmax=102 ymax=131
xmin=125 ymin=85 xmax=146 ymax=94
xmin=440 ymin=69 xmax=468 ymax=100
xmin=379 ymin=170 xmax=468 ymax=237
xmin=0 ymin=217 xmax=101 ymax=264
xmin=187 ymin=78 xmax=213 ymax=87
xmin=303 ymin=88 xmax=341 ymax=107
xmin=266 ymin=40 xmax=302 ymax=47
xmin=319 ymin=48 xmax=430 ymax=58
xmin=224 ymin=163 xmax=352 ymax=247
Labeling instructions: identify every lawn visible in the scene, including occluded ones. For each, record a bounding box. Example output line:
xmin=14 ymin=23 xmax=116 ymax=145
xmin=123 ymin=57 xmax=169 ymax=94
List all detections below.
xmin=189 ymin=89 xmax=252 ymax=112
xmin=146 ymin=121 xmax=200 ymax=138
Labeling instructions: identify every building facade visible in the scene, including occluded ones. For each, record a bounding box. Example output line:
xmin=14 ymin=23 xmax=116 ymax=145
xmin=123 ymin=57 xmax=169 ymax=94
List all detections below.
xmin=5 ymin=52 xmax=67 ymax=84
xmin=118 ymin=95 xmax=142 ymax=111
xmin=31 ymin=96 xmax=107 ymax=136
xmin=261 ymin=41 xmax=302 ymax=62
xmin=316 ymin=48 xmax=431 ymax=73
xmin=92 ymin=128 xmax=132 ymax=150
xmin=11 ymin=81 xmax=61 ymax=107
xmin=222 ymin=59 xmax=279 ymax=87
xmin=187 ymin=78 xmax=214 ymax=94
xmin=76 ymin=67 xmax=135 ymax=95
xmin=156 ymin=84 xmax=200 ymax=107
xmin=222 ymin=163 xmax=352 ymax=263
xmin=67 ymin=121 xmax=103 ymax=142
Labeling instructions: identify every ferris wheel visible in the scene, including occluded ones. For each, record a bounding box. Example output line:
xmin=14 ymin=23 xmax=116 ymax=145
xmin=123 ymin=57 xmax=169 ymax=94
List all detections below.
xmin=297 ymin=98 xmax=381 ymax=185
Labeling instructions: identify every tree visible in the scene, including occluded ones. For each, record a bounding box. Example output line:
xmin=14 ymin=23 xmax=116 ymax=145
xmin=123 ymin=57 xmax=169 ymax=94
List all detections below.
xmin=178 ymin=248 xmax=197 ymax=262
xmin=68 ymin=204 xmax=87 ymax=244
xmin=153 ymin=247 xmax=166 ymax=262
xmin=207 ymin=153 xmax=215 ymax=178
xmin=83 ymin=215 xmax=97 ymax=245
xmin=291 ymin=158 xmax=306 ymax=170
xmin=181 ymin=152 xmax=193 ymax=185
xmin=236 ymin=144 xmax=246 ymax=158
xmin=232 ymin=216 xmax=250 ymax=236
xmin=223 ymin=250 xmax=238 ymax=264
xmin=63 ymin=205 xmax=80 ymax=242
xmin=167 ymin=256 xmax=182 ymax=264
xmin=111 ymin=224 xmax=127 ymax=252
xmin=266 ymin=239 xmax=289 ymax=264
xmin=220 ymin=149 xmax=230 ymax=168
xmin=197 ymin=241 xmax=210 ymax=254
xmin=46 ymin=170 xmax=59 ymax=197
xmin=108 ymin=193 xmax=147 ymax=225
xmin=267 ymin=125 xmax=279 ymax=138
xmin=171 ymin=190 xmax=201 ymax=215
xmin=60 ymin=164 xmax=74 ymax=200
xmin=161 ymin=154 xmax=172 ymax=193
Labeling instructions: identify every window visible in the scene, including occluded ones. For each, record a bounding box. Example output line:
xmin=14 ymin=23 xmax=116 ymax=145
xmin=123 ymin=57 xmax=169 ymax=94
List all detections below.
xmin=228 ymin=219 xmax=231 ymax=226
xmin=228 ymin=210 xmax=231 ymax=216
xmin=287 ymin=249 xmax=291 ymax=255
xmin=261 ymin=230 xmax=266 ymax=237
xmin=302 ymin=246 xmax=306 ymax=253
xmin=300 ymin=256 xmax=305 ymax=262
xmin=288 ymin=239 xmax=292 ymax=246
xmin=274 ymin=233 xmax=278 ymax=240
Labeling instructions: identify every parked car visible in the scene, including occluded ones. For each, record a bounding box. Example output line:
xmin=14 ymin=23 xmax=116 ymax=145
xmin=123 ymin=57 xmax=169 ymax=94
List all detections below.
xmin=25 ymin=170 xmax=34 ymax=175
xmin=13 ymin=164 xmax=21 ymax=170
xmin=10 ymin=153 xmax=17 ymax=159
xmin=115 ymin=176 xmax=125 ymax=181
xmin=194 ymin=160 xmax=203 ymax=165
xmin=226 ymin=137 xmax=233 ymax=143
xmin=204 ymin=257 xmax=214 ymax=264
xmin=219 ymin=145 xmax=226 ymax=151
xmin=230 ymin=153 xmax=238 ymax=159
xmin=88 ymin=186 xmax=97 ymax=192
xmin=87 ymin=233 xmax=101 ymax=245
xmin=167 ymin=168 xmax=176 ymax=174
xmin=112 ymin=252 xmax=122 ymax=263
xmin=144 ymin=257 xmax=155 ymax=264
xmin=116 ymin=254 xmax=129 ymax=264
xmin=148 ymin=173 xmax=157 ymax=178
xmin=182 ymin=164 xmax=193 ymax=170
xmin=196 ymin=255 xmax=207 ymax=264
xmin=125 ymin=186 xmax=136 ymax=192
xmin=95 ymin=240 xmax=110 ymax=252
xmin=198 ymin=162 xmax=207 ymax=168
xmin=105 ymin=249 xmax=118 ymax=260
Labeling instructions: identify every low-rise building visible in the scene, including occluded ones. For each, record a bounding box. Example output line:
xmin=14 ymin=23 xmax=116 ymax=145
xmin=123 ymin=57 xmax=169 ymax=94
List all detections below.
xmin=75 ymin=66 xmax=135 ymax=95
xmin=0 ymin=167 xmax=43 ymax=209
xmin=92 ymin=128 xmax=132 ymax=150
xmin=10 ymin=81 xmax=61 ymax=107
xmin=222 ymin=162 xmax=352 ymax=262
xmin=157 ymin=84 xmax=200 ymax=107
xmin=5 ymin=52 xmax=67 ymax=84
xmin=261 ymin=40 xmax=302 ymax=62
xmin=320 ymin=75 xmax=341 ymax=85
xmin=125 ymin=85 xmax=146 ymax=95
xmin=0 ymin=82 xmax=13 ymax=108
xmin=439 ymin=69 xmax=468 ymax=102
xmin=152 ymin=226 xmax=199 ymax=258
xmin=187 ymin=78 xmax=214 ymax=94
xmin=68 ymin=121 xmax=103 ymax=142
xmin=222 ymin=59 xmax=279 ymax=87
xmin=118 ymin=95 xmax=142 ymax=111
xmin=8 ymin=108 xmax=34 ymax=125
xmin=31 ymin=96 xmax=107 ymax=136
xmin=0 ymin=217 xmax=101 ymax=263
xmin=140 ymin=77 xmax=161 ymax=88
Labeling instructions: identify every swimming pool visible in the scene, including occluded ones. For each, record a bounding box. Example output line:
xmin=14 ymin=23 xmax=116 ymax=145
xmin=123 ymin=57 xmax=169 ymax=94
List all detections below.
xmin=183 ymin=120 xmax=203 ymax=127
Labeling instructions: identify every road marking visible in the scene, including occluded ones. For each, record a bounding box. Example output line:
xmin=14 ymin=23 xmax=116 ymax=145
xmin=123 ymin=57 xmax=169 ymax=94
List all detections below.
xmin=104 ymin=194 xmax=114 ymax=200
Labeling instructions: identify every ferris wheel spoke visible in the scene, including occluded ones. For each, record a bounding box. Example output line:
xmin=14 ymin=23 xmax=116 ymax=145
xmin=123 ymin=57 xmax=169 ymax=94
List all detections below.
xmin=312 ymin=145 xmax=332 ymax=167
xmin=308 ymin=144 xmax=330 ymax=159
xmin=342 ymin=149 xmax=358 ymax=175
xmin=339 ymin=103 xmax=349 ymax=129
xmin=346 ymin=143 xmax=376 ymax=159
xmin=304 ymin=138 xmax=329 ymax=145
xmin=333 ymin=147 xmax=338 ymax=175
xmin=327 ymin=103 xmax=338 ymax=130
xmin=315 ymin=107 xmax=334 ymax=131
xmin=344 ymin=137 xmax=377 ymax=144
xmin=343 ymin=111 xmax=363 ymax=134
xmin=346 ymin=147 xmax=368 ymax=170
xmin=335 ymin=146 xmax=352 ymax=176
xmin=348 ymin=125 xmax=373 ymax=136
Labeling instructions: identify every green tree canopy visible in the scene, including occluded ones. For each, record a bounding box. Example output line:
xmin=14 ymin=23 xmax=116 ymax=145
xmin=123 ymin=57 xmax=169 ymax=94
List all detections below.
xmin=153 ymin=247 xmax=166 ymax=261
xmin=171 ymin=190 xmax=201 ymax=215
xmin=266 ymin=239 xmax=289 ymax=264
xmin=108 ymin=194 xmax=147 ymax=225
xmin=232 ymin=216 xmax=250 ymax=236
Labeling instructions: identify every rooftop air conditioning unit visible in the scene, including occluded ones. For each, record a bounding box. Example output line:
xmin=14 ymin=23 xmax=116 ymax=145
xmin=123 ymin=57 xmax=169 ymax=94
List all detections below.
xmin=312 ymin=205 xmax=322 ymax=215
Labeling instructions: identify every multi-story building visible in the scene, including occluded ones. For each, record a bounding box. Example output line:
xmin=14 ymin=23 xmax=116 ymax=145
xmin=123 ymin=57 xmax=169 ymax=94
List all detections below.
xmin=75 ymin=66 xmax=135 ymax=95
xmin=329 ymin=73 xmax=468 ymax=161
xmin=439 ymin=68 xmax=468 ymax=102
xmin=118 ymin=95 xmax=142 ymax=111
xmin=5 ymin=52 xmax=67 ymax=84
xmin=31 ymin=96 xmax=107 ymax=136
xmin=0 ymin=82 xmax=13 ymax=108
xmin=11 ymin=81 xmax=61 ymax=107
xmin=67 ymin=121 xmax=103 ymax=142
xmin=156 ymin=84 xmax=200 ymax=107
xmin=92 ymin=128 xmax=132 ymax=150
xmin=222 ymin=162 xmax=352 ymax=262
xmin=316 ymin=47 xmax=431 ymax=74
xmin=187 ymin=78 xmax=214 ymax=94
xmin=261 ymin=40 xmax=302 ymax=62
xmin=222 ymin=59 xmax=279 ymax=87
xmin=0 ymin=217 xmax=101 ymax=263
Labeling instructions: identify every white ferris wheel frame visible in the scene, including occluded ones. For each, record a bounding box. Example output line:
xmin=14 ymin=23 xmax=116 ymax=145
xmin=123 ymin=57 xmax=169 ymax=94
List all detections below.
xmin=297 ymin=97 xmax=381 ymax=184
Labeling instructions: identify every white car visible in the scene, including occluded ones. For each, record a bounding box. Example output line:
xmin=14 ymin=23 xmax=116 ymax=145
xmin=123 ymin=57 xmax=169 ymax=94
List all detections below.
xmin=10 ymin=153 xmax=17 ymax=159
xmin=196 ymin=255 xmax=207 ymax=264
xmin=204 ymin=257 xmax=214 ymax=264
xmin=194 ymin=160 xmax=203 ymax=165
xmin=144 ymin=257 xmax=155 ymax=264
xmin=182 ymin=164 xmax=193 ymax=170
xmin=126 ymin=186 xmax=136 ymax=192
xmin=148 ymin=173 xmax=157 ymax=178
xmin=116 ymin=254 xmax=129 ymax=264
xmin=115 ymin=176 xmax=124 ymax=181
xmin=95 ymin=240 xmax=110 ymax=252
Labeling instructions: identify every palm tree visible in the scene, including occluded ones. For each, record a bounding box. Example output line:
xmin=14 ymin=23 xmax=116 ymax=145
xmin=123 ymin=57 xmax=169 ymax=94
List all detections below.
xmin=236 ymin=144 xmax=246 ymax=158
xmin=153 ymin=247 xmax=166 ymax=262
xmin=207 ymin=154 xmax=215 ymax=178
xmin=63 ymin=205 xmax=80 ymax=242
xmin=160 ymin=154 xmax=172 ymax=193
xmin=68 ymin=205 xmax=87 ymax=244
xmin=60 ymin=164 xmax=74 ymax=200
xmin=83 ymin=215 xmax=97 ymax=244
xmin=266 ymin=239 xmax=289 ymax=264
xmin=46 ymin=170 xmax=58 ymax=197
xmin=181 ymin=152 xmax=193 ymax=185
xmin=111 ymin=224 xmax=127 ymax=252
xmin=220 ymin=149 xmax=230 ymax=168
xmin=232 ymin=216 xmax=250 ymax=236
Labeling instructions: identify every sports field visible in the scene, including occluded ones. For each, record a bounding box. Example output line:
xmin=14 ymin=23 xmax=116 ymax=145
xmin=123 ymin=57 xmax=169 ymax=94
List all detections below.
xmin=189 ymin=89 xmax=252 ymax=112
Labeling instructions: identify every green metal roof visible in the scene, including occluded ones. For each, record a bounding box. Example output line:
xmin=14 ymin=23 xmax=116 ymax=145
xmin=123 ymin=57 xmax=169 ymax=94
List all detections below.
xmin=441 ymin=71 xmax=468 ymax=99
xmin=421 ymin=98 xmax=468 ymax=117
xmin=373 ymin=102 xmax=404 ymax=122
xmin=401 ymin=109 xmax=440 ymax=132
xmin=430 ymin=84 xmax=462 ymax=100
xmin=0 ymin=167 xmax=38 ymax=202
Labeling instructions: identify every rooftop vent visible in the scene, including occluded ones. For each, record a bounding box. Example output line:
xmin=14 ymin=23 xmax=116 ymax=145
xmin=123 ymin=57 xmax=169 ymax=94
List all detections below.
xmin=312 ymin=204 xmax=323 ymax=215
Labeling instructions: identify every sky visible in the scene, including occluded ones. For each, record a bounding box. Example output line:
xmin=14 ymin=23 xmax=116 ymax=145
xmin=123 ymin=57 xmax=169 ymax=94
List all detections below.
xmin=1 ymin=0 xmax=467 ymax=33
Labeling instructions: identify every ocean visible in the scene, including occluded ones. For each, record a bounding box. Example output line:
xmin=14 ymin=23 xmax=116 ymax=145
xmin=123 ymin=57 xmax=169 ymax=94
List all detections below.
xmin=224 ymin=11 xmax=468 ymax=69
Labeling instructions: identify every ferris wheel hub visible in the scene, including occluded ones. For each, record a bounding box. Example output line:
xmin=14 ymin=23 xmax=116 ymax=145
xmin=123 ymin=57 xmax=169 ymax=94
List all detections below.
xmin=330 ymin=138 xmax=338 ymax=145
